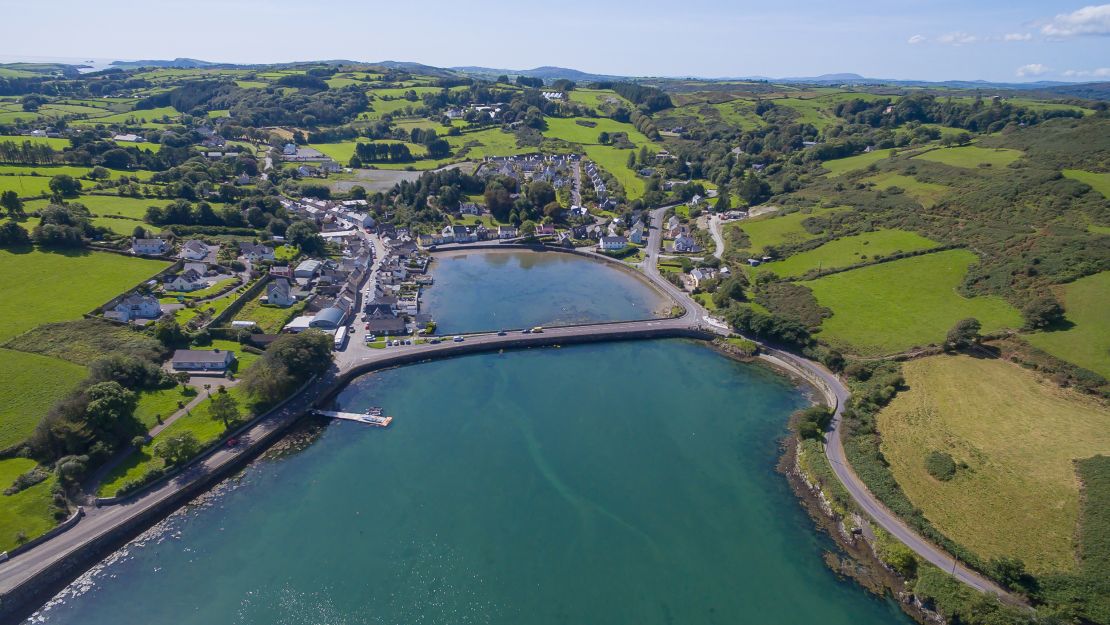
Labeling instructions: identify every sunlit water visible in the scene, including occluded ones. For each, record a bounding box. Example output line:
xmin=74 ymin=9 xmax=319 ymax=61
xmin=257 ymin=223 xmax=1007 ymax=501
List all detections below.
xmin=420 ymin=249 xmax=668 ymax=334
xmin=31 ymin=341 xmax=909 ymax=625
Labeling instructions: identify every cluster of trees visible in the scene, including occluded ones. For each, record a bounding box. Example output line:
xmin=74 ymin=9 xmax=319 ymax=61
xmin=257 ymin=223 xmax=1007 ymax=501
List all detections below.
xmin=352 ymin=141 xmax=413 ymax=164
xmin=241 ymin=331 xmax=333 ymax=403
xmin=629 ymin=111 xmax=660 ymax=140
xmin=596 ymin=81 xmax=673 ymax=113
xmin=835 ymin=94 xmax=1084 ymax=133
xmin=32 ymin=202 xmax=98 ymax=247
xmin=205 ymin=82 xmax=369 ymax=127
xmin=483 ymin=177 xmax=559 ymax=225
xmin=0 ymin=139 xmax=65 ymax=165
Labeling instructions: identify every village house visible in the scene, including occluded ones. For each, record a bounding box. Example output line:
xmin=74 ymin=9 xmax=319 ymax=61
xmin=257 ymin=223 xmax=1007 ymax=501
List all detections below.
xmin=266 ymin=278 xmax=297 ymax=307
xmin=629 ymin=221 xmax=645 ymax=245
xmin=171 ymin=349 xmax=236 ymax=373
xmin=131 ymin=238 xmax=169 ymax=256
xmin=600 ymin=236 xmax=628 ymax=251
xmin=178 ymin=239 xmax=212 ymax=262
xmin=535 ymin=223 xmax=556 ymax=237
xmin=164 ymin=269 xmax=207 ymax=292
xmin=239 ymin=242 xmax=275 ymax=262
xmin=673 ymin=233 xmax=700 ymax=253
xmin=106 ymin=293 xmax=162 ymax=322
xmin=497 ymin=225 xmax=518 ymax=239
xmin=690 ymin=267 xmax=718 ymax=288
xmin=459 ymin=203 xmax=481 ymax=216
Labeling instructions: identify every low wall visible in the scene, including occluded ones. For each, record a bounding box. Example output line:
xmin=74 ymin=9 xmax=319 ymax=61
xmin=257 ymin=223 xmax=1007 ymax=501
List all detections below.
xmin=0 ymin=509 xmax=83 ymax=562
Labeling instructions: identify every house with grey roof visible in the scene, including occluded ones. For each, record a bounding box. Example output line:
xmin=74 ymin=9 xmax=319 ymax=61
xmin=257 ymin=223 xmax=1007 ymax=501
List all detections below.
xmin=172 ymin=349 xmax=236 ymax=372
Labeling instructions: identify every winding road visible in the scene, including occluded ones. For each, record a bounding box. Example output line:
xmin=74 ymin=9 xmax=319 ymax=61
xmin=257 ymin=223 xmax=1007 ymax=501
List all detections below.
xmin=0 ymin=205 xmax=1013 ymax=621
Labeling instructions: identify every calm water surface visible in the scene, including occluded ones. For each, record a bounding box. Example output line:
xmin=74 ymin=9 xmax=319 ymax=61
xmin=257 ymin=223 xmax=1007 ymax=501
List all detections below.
xmin=32 ymin=341 xmax=909 ymax=625
xmin=421 ymin=249 xmax=668 ymax=333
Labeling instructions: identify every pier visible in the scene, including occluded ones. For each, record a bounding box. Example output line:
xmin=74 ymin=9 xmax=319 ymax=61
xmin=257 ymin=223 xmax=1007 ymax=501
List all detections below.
xmin=313 ymin=409 xmax=393 ymax=427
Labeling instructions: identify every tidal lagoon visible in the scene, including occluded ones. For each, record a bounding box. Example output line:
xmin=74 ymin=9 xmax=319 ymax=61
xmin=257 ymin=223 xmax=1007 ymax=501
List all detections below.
xmin=421 ymin=249 xmax=668 ymax=334
xmin=32 ymin=341 xmax=910 ymax=625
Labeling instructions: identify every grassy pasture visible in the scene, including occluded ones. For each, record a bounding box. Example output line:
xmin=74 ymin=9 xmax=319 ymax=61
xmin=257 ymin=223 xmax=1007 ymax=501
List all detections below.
xmin=913 ymin=145 xmax=1023 ymax=169
xmin=0 ymin=458 xmax=58 ymax=553
xmin=0 ymin=349 xmax=85 ymax=449
xmin=25 ymin=194 xmax=170 ymax=220
xmin=755 ymin=229 xmax=939 ymax=278
xmin=1063 ymin=169 xmax=1110 ymax=199
xmin=97 ymin=385 xmax=250 ymax=497
xmin=0 ymin=134 xmax=71 ymax=149
xmin=733 ymin=206 xmax=851 ymax=252
xmin=0 ymin=175 xmax=53 ymax=197
xmin=3 ymin=318 xmax=164 ymax=365
xmin=0 ymin=247 xmax=170 ymax=343
xmin=806 ymin=249 xmax=1022 ymax=355
xmin=1025 ymin=271 xmax=1110 ymax=379
xmin=822 ymin=148 xmax=898 ymax=176
xmin=583 ymin=144 xmax=644 ymax=199
xmin=861 ymin=172 xmax=950 ymax=207
xmin=448 ymin=127 xmax=528 ymax=160
xmin=877 ymin=354 xmax=1110 ymax=573
xmin=71 ymin=106 xmax=181 ymax=127
xmin=542 ymin=117 xmax=650 ymax=146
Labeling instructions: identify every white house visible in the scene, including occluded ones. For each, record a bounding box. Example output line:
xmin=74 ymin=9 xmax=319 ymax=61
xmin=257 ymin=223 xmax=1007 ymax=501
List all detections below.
xmin=164 ymin=269 xmax=207 ymax=292
xmin=690 ymin=267 xmax=718 ymax=287
xmin=459 ymin=203 xmax=481 ymax=216
xmin=673 ymin=234 xmax=700 ymax=253
xmin=266 ymin=278 xmax=296 ymax=307
xmin=600 ymin=236 xmax=628 ymax=251
xmin=178 ymin=240 xmax=211 ymax=261
xmin=629 ymin=222 xmax=645 ymax=245
xmin=239 ymin=242 xmax=275 ymax=262
xmin=131 ymin=238 xmax=169 ymax=256
xmin=497 ymin=225 xmax=518 ymax=239
xmin=106 ymin=294 xmax=162 ymax=322
xmin=439 ymin=225 xmax=456 ymax=243
xmin=172 ymin=349 xmax=235 ymax=372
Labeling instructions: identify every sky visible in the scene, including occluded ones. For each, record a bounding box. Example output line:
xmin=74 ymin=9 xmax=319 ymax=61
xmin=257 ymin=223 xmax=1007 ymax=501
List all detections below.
xmin=2 ymin=0 xmax=1108 ymax=82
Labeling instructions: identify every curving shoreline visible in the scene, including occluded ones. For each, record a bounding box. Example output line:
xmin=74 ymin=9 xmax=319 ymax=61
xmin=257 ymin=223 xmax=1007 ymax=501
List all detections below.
xmin=0 ymin=211 xmax=1012 ymax=621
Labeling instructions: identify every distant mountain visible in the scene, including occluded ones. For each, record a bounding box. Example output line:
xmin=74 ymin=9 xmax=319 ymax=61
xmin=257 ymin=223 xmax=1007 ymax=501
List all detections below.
xmin=109 ymin=58 xmax=219 ymax=69
xmin=374 ymin=60 xmax=455 ymax=77
xmin=449 ymin=65 xmax=627 ymax=83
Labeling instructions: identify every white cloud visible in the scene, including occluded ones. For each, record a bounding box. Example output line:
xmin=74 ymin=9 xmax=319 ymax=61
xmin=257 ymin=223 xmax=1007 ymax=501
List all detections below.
xmin=938 ymin=32 xmax=979 ymax=45
xmin=1063 ymin=67 xmax=1110 ymax=78
xmin=907 ymin=34 xmax=927 ymax=44
xmin=1002 ymin=32 xmax=1032 ymax=41
xmin=1040 ymin=4 xmax=1110 ymax=37
xmin=1016 ymin=63 xmax=1050 ymax=77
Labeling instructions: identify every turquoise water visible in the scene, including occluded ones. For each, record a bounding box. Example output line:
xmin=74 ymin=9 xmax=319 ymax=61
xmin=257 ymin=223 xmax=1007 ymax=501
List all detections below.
xmin=32 ymin=341 xmax=909 ymax=624
xmin=421 ymin=250 xmax=668 ymax=334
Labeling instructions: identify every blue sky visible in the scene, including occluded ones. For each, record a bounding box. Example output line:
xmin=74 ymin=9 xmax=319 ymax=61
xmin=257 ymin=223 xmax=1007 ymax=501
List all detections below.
xmin=4 ymin=0 xmax=1108 ymax=81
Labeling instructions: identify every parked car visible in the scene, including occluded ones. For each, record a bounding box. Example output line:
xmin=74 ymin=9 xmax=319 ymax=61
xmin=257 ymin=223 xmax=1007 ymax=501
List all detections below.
xmin=453 ymin=336 xmax=464 ymax=342
xmin=522 ymin=329 xmax=532 ymax=334
xmin=497 ymin=330 xmax=507 ymax=336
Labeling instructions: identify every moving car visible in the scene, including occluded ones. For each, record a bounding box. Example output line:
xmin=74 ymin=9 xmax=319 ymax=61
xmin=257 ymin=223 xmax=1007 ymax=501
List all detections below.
xmin=453 ymin=336 xmax=464 ymax=342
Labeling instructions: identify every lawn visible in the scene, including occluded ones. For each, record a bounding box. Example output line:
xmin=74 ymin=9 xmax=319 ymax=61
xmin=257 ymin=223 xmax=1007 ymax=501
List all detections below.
xmin=134 ymin=385 xmax=195 ymax=429
xmin=913 ymin=145 xmax=1023 ymax=169
xmin=822 ymin=149 xmax=897 ymax=176
xmin=542 ymin=117 xmax=651 ymax=146
xmin=162 ymin=277 xmax=239 ymax=301
xmin=1063 ymin=169 xmax=1110 ymax=199
xmin=755 ymin=229 xmax=939 ymax=278
xmin=584 ymin=144 xmax=645 ymax=199
xmin=0 ymin=247 xmax=170 ymax=342
xmin=1025 ymin=271 xmax=1110 ymax=379
xmin=233 ymin=294 xmax=307 ymax=333
xmin=877 ymin=354 xmax=1110 ymax=573
xmin=0 ymin=349 xmax=86 ymax=449
xmin=861 ymin=172 xmax=951 ymax=208
xmin=806 ymin=249 xmax=1023 ymax=355
xmin=447 ymin=127 xmax=529 ymax=160
xmin=97 ymin=386 xmax=250 ymax=497
xmin=733 ymin=206 xmax=851 ymax=252
xmin=0 ymin=458 xmax=59 ymax=553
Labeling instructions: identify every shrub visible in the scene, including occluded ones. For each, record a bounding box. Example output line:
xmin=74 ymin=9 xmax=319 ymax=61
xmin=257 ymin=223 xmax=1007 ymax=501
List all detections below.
xmin=925 ymin=450 xmax=957 ymax=481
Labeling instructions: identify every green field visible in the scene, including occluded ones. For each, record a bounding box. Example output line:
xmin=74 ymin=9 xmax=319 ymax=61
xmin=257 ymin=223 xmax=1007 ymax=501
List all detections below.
xmin=878 ymin=355 xmax=1110 ymax=573
xmin=566 ymin=88 xmax=633 ymax=110
xmin=822 ymin=149 xmax=901 ymax=176
xmin=733 ymin=206 xmax=851 ymax=252
xmin=232 ymin=293 xmax=306 ymax=333
xmin=0 ymin=248 xmax=170 ymax=342
xmin=913 ymin=145 xmax=1023 ymax=169
xmin=134 ymin=386 xmax=195 ymax=429
xmin=542 ymin=117 xmax=651 ymax=146
xmin=862 ymin=172 xmax=951 ymax=207
xmin=584 ymin=145 xmax=645 ymax=199
xmin=1063 ymin=169 xmax=1110 ymax=199
xmin=807 ymin=249 xmax=1023 ymax=355
xmin=0 ymin=134 xmax=71 ymax=149
xmin=755 ymin=229 xmax=939 ymax=278
xmin=0 ymin=175 xmax=53 ymax=197
xmin=97 ymin=386 xmax=250 ymax=497
xmin=448 ymin=127 xmax=529 ymax=160
xmin=0 ymin=349 xmax=86 ymax=449
xmin=1025 ymin=271 xmax=1110 ymax=379
xmin=0 ymin=457 xmax=59 ymax=553
xmin=70 ymin=105 xmax=181 ymax=127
